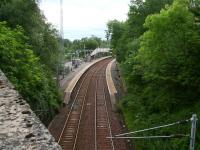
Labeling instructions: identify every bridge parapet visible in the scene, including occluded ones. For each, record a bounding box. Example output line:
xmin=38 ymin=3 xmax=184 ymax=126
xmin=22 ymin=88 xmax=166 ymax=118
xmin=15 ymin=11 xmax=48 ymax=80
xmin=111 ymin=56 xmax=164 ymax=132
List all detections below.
xmin=0 ymin=70 xmax=61 ymax=150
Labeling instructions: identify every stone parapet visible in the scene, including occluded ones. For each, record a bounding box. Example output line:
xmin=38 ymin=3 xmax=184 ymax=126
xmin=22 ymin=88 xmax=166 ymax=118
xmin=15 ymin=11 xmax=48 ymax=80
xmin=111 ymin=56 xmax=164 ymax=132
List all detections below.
xmin=0 ymin=70 xmax=61 ymax=150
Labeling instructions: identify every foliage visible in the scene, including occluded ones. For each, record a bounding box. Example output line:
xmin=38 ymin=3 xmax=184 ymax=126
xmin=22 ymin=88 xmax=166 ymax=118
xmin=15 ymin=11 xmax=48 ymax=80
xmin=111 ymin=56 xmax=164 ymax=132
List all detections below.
xmin=64 ymin=36 xmax=108 ymax=60
xmin=0 ymin=0 xmax=60 ymax=74
xmin=0 ymin=22 xmax=61 ymax=125
xmin=108 ymin=0 xmax=200 ymax=149
xmin=107 ymin=20 xmax=126 ymax=62
xmin=0 ymin=0 xmax=63 ymax=125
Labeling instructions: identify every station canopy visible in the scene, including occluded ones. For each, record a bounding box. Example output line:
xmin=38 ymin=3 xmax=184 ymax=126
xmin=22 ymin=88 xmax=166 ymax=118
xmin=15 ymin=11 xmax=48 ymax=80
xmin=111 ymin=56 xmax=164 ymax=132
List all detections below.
xmin=90 ymin=48 xmax=110 ymax=56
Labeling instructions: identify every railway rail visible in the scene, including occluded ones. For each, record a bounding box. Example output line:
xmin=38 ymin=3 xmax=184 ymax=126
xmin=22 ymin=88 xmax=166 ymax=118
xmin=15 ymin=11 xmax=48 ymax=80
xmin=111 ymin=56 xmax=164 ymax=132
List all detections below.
xmin=58 ymin=62 xmax=98 ymax=149
xmin=58 ymin=58 xmax=127 ymax=150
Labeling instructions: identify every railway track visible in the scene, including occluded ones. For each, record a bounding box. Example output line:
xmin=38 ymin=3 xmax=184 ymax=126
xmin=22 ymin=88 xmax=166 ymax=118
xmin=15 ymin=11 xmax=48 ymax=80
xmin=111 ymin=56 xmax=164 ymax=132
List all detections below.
xmin=58 ymin=58 xmax=126 ymax=150
xmin=95 ymin=67 xmax=115 ymax=150
xmin=58 ymin=62 xmax=99 ymax=149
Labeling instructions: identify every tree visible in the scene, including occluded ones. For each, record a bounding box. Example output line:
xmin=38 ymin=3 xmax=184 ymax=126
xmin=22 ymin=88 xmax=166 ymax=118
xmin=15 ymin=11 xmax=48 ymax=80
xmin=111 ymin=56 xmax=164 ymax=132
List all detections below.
xmin=0 ymin=0 xmax=61 ymax=74
xmin=63 ymin=36 xmax=107 ymax=60
xmin=107 ymin=20 xmax=126 ymax=62
xmin=0 ymin=22 xmax=61 ymax=125
xmin=107 ymin=0 xmax=173 ymax=63
xmin=106 ymin=0 xmax=200 ymax=149
xmin=120 ymin=0 xmax=200 ymax=149
xmin=84 ymin=38 xmax=99 ymax=50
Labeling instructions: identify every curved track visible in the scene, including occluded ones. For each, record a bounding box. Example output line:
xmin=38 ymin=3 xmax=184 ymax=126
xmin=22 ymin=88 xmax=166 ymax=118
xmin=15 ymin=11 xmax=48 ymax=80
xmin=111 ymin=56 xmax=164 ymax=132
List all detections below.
xmin=58 ymin=58 xmax=128 ymax=150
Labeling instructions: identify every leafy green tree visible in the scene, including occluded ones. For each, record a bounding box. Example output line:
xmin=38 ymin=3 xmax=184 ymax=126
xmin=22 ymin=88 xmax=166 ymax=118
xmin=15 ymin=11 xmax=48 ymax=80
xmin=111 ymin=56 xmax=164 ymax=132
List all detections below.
xmin=64 ymin=39 xmax=73 ymax=48
xmin=138 ymin=0 xmax=200 ymax=108
xmin=64 ymin=36 xmax=108 ymax=60
xmin=0 ymin=0 xmax=60 ymax=74
xmin=120 ymin=0 xmax=200 ymax=149
xmin=128 ymin=0 xmax=173 ymax=38
xmin=84 ymin=38 xmax=99 ymax=50
xmin=107 ymin=20 xmax=126 ymax=62
xmin=106 ymin=0 xmax=200 ymax=149
xmin=0 ymin=22 xmax=61 ymax=125
xmin=107 ymin=0 xmax=173 ymax=63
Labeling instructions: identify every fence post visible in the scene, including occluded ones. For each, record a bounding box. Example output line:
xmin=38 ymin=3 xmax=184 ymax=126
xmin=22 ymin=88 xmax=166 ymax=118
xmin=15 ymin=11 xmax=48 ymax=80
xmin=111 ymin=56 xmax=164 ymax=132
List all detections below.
xmin=190 ymin=114 xmax=198 ymax=150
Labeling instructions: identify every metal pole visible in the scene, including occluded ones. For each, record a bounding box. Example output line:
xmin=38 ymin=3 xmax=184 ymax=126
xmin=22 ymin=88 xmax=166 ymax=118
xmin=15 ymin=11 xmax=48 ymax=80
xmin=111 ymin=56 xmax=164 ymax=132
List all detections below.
xmin=190 ymin=114 xmax=198 ymax=150
xmin=71 ymin=54 xmax=72 ymax=71
xmin=60 ymin=0 xmax=64 ymax=79
xmin=83 ymin=40 xmax=86 ymax=59
xmin=60 ymin=0 xmax=64 ymax=40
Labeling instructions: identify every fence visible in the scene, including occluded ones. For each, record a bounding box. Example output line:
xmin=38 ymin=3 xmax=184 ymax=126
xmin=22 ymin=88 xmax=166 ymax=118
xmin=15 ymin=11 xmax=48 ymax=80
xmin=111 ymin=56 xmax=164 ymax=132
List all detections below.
xmin=107 ymin=114 xmax=198 ymax=150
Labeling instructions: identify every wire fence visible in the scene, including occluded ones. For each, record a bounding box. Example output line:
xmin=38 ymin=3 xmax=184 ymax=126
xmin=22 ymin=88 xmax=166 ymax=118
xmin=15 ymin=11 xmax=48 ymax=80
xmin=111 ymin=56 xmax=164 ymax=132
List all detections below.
xmin=107 ymin=114 xmax=198 ymax=150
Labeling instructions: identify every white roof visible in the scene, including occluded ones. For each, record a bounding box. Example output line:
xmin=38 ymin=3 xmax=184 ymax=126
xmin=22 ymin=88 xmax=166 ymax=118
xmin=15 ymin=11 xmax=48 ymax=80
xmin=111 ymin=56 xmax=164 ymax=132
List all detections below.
xmin=90 ymin=48 xmax=110 ymax=56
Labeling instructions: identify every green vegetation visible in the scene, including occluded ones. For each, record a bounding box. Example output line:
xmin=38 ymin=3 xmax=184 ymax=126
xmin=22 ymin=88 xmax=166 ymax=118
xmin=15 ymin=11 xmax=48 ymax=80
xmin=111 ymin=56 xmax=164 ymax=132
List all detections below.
xmin=0 ymin=0 xmax=61 ymax=125
xmin=64 ymin=36 xmax=108 ymax=59
xmin=0 ymin=0 xmax=108 ymax=125
xmin=107 ymin=0 xmax=200 ymax=149
xmin=0 ymin=0 xmax=60 ymax=74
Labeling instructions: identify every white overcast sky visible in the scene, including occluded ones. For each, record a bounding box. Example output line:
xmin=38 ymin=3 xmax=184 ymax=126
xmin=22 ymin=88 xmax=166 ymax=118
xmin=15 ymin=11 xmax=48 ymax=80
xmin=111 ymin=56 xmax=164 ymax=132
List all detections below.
xmin=39 ymin=0 xmax=130 ymax=41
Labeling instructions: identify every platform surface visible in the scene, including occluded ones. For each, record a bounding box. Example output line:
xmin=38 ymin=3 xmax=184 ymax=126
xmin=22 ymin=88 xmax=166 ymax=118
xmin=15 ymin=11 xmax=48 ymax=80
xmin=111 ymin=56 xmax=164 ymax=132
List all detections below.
xmin=106 ymin=59 xmax=117 ymax=109
xmin=63 ymin=56 xmax=111 ymax=104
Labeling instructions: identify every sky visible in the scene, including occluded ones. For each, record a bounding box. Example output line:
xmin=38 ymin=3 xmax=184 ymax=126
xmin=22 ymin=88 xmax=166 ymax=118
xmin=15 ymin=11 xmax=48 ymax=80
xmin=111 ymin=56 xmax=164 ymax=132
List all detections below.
xmin=39 ymin=0 xmax=130 ymax=41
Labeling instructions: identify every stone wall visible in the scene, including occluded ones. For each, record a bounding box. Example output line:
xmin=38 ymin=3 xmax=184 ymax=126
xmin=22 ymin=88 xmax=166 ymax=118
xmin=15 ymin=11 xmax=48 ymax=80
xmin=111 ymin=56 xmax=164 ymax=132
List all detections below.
xmin=0 ymin=70 xmax=61 ymax=150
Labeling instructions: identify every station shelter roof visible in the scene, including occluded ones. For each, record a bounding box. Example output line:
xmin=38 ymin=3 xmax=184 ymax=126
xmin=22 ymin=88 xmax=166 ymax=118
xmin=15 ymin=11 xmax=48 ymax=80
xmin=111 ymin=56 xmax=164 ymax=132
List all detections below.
xmin=90 ymin=48 xmax=110 ymax=56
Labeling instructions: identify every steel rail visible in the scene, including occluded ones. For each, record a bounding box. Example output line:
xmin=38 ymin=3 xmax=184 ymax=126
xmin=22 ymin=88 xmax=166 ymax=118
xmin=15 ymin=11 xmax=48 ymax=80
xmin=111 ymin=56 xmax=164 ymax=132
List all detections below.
xmin=73 ymin=61 xmax=110 ymax=150
xmin=72 ymin=75 xmax=90 ymax=150
xmin=95 ymin=69 xmax=115 ymax=150
xmin=73 ymin=64 xmax=104 ymax=150
xmin=94 ymin=79 xmax=97 ymax=150
xmin=103 ymin=76 xmax=115 ymax=150
xmin=58 ymin=59 xmax=113 ymax=149
xmin=57 ymin=69 xmax=91 ymax=144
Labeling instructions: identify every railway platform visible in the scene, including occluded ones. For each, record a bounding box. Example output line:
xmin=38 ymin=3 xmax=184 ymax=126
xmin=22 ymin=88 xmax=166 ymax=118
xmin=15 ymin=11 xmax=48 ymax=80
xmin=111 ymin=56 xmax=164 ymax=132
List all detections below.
xmin=62 ymin=56 xmax=112 ymax=104
xmin=48 ymin=57 xmax=129 ymax=150
xmin=106 ymin=59 xmax=117 ymax=110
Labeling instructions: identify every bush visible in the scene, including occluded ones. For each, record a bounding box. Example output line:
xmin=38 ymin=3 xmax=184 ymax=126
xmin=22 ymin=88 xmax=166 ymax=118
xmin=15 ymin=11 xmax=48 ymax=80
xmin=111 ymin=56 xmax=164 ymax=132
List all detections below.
xmin=0 ymin=22 xmax=61 ymax=125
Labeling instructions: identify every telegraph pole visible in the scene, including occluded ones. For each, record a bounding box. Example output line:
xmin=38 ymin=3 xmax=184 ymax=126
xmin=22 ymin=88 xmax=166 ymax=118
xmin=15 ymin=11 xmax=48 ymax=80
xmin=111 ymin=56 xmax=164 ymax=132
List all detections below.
xmin=60 ymin=0 xmax=64 ymax=40
xmin=60 ymin=0 xmax=65 ymax=79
